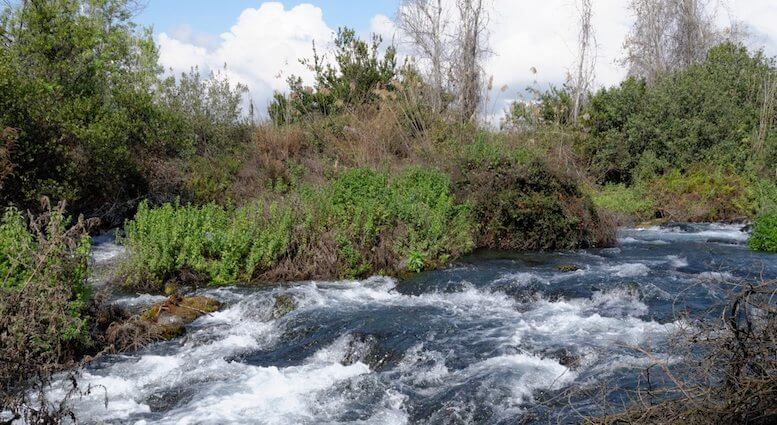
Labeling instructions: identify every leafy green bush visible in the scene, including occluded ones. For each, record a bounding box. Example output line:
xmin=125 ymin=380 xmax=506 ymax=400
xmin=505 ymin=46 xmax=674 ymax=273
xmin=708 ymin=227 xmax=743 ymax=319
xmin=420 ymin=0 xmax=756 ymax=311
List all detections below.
xmin=120 ymin=167 xmax=475 ymax=287
xmin=0 ymin=206 xmax=90 ymax=304
xmin=0 ymin=1 xmax=252 ymax=220
xmin=453 ymin=138 xmax=615 ymax=250
xmin=120 ymin=200 xmax=293 ymax=287
xmin=502 ymin=84 xmax=576 ymax=130
xmin=269 ymin=28 xmax=397 ymax=125
xmin=592 ymin=184 xmax=655 ymax=220
xmin=749 ymin=213 xmax=777 ymax=253
xmin=0 ymin=0 xmax=161 ymax=211
xmin=648 ymin=168 xmax=756 ymax=221
xmin=753 ymin=179 xmax=777 ymax=215
xmin=582 ymin=43 xmax=774 ymax=184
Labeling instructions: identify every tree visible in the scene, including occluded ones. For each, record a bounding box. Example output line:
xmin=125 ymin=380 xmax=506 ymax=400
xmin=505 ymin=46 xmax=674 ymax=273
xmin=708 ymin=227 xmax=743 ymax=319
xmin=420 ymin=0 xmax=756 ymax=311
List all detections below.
xmin=0 ymin=0 xmax=162 ymax=211
xmin=623 ymin=0 xmax=724 ymax=83
xmin=585 ymin=43 xmax=774 ymax=183
xmin=453 ymin=0 xmax=489 ymax=121
xmin=397 ymin=0 xmax=450 ymax=112
xmin=268 ymin=28 xmax=397 ymax=125
xmin=570 ymin=0 xmax=596 ymax=123
xmin=0 ymin=0 xmax=252 ymax=217
xmin=397 ymin=0 xmax=490 ymax=122
xmin=672 ymin=0 xmax=718 ymax=68
xmin=624 ymin=0 xmax=676 ymax=82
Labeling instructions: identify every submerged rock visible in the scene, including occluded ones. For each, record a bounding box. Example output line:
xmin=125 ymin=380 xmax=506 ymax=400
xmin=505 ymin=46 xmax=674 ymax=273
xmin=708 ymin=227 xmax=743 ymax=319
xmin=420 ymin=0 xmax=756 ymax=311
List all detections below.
xmin=141 ymin=295 xmax=221 ymax=324
xmin=340 ymin=333 xmax=396 ymax=371
xmin=271 ymin=294 xmax=297 ymax=319
xmin=556 ymin=264 xmax=580 ymax=272
xmin=706 ymin=237 xmax=744 ymax=246
xmin=622 ymin=281 xmax=641 ymax=295
xmin=664 ymin=222 xmax=695 ymax=232
xmin=341 ymin=333 xmax=379 ymax=366
xmin=542 ymin=347 xmax=582 ymax=370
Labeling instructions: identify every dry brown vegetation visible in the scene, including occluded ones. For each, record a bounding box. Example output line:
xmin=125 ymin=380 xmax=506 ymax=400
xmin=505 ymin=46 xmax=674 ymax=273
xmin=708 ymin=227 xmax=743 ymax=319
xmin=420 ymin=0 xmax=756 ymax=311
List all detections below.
xmin=586 ymin=279 xmax=777 ymax=424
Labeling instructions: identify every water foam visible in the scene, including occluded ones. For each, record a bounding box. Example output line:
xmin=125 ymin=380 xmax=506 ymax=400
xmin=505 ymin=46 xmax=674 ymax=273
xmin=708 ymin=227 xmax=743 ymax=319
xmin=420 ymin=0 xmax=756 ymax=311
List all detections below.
xmin=607 ymin=262 xmax=651 ymax=277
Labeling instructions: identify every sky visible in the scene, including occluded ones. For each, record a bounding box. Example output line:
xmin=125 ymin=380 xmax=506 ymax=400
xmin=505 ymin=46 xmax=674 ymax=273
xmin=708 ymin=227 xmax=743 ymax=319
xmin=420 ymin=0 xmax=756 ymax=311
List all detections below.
xmin=135 ymin=0 xmax=777 ymax=120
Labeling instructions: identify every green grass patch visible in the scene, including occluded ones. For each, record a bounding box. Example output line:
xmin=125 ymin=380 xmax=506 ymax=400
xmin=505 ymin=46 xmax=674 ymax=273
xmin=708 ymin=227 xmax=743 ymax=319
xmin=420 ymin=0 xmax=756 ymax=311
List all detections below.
xmin=592 ymin=184 xmax=654 ymax=220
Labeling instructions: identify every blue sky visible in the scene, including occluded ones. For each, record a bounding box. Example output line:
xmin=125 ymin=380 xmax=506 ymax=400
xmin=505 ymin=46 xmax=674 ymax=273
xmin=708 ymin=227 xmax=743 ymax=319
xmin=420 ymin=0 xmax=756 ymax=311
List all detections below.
xmin=136 ymin=1 xmax=399 ymax=37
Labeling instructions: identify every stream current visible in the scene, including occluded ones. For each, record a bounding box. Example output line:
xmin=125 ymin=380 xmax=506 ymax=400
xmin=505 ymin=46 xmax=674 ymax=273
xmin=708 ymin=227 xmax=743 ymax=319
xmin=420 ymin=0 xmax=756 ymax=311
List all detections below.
xmin=53 ymin=223 xmax=776 ymax=424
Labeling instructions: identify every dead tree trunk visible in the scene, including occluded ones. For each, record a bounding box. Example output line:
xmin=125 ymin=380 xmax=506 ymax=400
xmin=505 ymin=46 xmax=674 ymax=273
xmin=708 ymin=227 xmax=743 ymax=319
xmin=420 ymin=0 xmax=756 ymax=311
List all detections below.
xmin=571 ymin=0 xmax=595 ymax=123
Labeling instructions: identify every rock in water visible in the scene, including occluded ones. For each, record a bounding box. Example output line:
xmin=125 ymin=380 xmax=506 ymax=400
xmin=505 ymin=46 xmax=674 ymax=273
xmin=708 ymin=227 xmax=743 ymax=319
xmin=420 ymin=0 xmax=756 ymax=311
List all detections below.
xmin=107 ymin=296 xmax=221 ymax=352
xmin=557 ymin=264 xmax=580 ymax=272
xmin=271 ymin=294 xmax=297 ymax=319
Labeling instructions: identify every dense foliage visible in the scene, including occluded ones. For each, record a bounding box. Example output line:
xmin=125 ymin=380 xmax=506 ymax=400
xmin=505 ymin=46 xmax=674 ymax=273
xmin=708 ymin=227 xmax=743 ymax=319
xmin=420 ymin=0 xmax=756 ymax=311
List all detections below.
xmin=0 ymin=0 xmax=251 ymax=222
xmin=120 ymin=167 xmax=475 ymax=288
xmin=0 ymin=202 xmax=93 ymax=420
xmin=581 ymin=43 xmax=775 ymax=184
xmin=0 ymin=0 xmax=160 ymax=211
xmin=453 ymin=136 xmax=613 ymax=250
xmin=269 ymin=28 xmax=397 ymax=125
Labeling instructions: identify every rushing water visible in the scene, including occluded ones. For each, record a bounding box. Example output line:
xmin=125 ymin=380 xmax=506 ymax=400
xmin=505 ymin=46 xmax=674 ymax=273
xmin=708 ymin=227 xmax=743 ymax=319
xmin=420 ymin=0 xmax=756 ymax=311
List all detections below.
xmin=51 ymin=224 xmax=775 ymax=424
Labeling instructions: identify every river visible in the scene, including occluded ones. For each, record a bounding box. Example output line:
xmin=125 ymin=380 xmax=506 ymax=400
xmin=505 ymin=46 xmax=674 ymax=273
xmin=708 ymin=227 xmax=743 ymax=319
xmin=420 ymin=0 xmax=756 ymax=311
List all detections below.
xmin=50 ymin=223 xmax=776 ymax=424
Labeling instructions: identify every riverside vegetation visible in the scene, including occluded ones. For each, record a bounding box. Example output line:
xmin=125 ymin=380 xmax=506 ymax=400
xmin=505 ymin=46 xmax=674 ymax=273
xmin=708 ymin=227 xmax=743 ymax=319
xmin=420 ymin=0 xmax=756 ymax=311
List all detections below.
xmin=1 ymin=0 xmax=776 ymax=423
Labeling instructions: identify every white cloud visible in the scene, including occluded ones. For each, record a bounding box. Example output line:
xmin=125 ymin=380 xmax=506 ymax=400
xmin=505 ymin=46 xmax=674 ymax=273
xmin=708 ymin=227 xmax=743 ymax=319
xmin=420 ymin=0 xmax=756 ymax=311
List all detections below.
xmin=482 ymin=0 xmax=632 ymax=117
xmin=157 ymin=2 xmax=334 ymax=113
xmin=370 ymin=13 xmax=398 ymax=44
xmin=728 ymin=0 xmax=777 ymax=56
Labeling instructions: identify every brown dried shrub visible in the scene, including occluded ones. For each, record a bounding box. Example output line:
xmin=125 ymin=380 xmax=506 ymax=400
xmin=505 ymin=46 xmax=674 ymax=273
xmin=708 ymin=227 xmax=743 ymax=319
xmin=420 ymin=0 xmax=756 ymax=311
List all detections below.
xmin=0 ymin=201 xmax=97 ymax=423
xmin=587 ymin=279 xmax=777 ymax=424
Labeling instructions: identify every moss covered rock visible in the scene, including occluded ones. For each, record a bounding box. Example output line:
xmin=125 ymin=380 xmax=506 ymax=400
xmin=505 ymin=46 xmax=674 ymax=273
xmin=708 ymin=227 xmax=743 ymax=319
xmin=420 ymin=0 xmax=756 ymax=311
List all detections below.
xmin=136 ymin=295 xmax=221 ymax=342
xmin=557 ymin=264 xmax=580 ymax=272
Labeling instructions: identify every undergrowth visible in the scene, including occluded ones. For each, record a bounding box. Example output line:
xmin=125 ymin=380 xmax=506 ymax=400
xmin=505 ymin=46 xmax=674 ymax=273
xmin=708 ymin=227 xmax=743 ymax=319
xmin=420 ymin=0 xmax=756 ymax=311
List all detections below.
xmin=592 ymin=184 xmax=655 ymax=223
xmin=120 ymin=167 xmax=476 ymax=289
xmin=0 ymin=201 xmax=95 ymax=422
xmin=593 ymin=168 xmax=760 ymax=223
xmin=749 ymin=213 xmax=777 ymax=253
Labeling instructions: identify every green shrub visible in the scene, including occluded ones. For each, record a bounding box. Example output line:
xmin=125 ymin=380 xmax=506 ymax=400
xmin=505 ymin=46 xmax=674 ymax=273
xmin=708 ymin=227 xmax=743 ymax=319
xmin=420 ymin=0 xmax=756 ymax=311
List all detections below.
xmin=582 ymin=43 xmax=774 ymax=184
xmin=120 ymin=200 xmax=293 ymax=287
xmin=749 ymin=213 xmax=777 ymax=253
xmin=0 ymin=0 xmax=161 ymax=211
xmin=0 ymin=1 xmax=253 ymax=220
xmin=314 ymin=167 xmax=474 ymax=277
xmin=649 ymin=168 xmax=756 ymax=221
xmin=389 ymin=168 xmax=474 ymax=270
xmin=120 ymin=167 xmax=476 ymax=287
xmin=0 ymin=206 xmax=91 ymax=305
xmin=753 ymin=179 xmax=777 ymax=215
xmin=454 ymin=145 xmax=614 ymax=250
xmin=269 ymin=28 xmax=397 ymax=124
xmin=593 ymin=184 xmax=655 ymax=220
